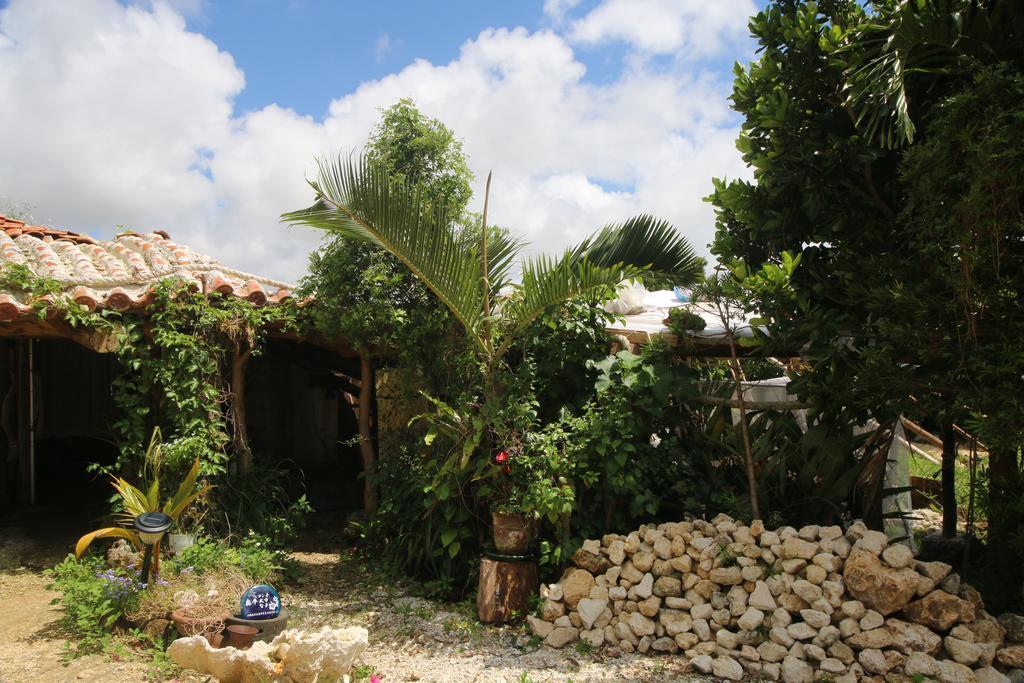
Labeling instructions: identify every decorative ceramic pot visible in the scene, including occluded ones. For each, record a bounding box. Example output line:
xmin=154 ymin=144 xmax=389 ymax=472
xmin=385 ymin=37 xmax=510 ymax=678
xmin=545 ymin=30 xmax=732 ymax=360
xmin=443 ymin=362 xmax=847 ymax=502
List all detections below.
xmin=225 ymin=609 xmax=290 ymax=643
xmin=167 ymin=533 xmax=196 ymax=555
xmin=222 ymin=624 xmax=261 ymax=650
xmin=491 ymin=512 xmax=533 ymax=554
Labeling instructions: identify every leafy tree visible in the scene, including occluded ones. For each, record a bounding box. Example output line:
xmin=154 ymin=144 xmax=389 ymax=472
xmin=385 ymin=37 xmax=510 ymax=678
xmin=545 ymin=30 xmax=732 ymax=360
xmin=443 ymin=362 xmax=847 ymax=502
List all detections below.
xmin=710 ymin=0 xmax=1024 ymax=601
xmin=366 ymin=97 xmax=474 ymax=220
xmin=284 ymin=157 xmax=702 ymax=517
xmin=299 ymin=99 xmax=478 ymax=513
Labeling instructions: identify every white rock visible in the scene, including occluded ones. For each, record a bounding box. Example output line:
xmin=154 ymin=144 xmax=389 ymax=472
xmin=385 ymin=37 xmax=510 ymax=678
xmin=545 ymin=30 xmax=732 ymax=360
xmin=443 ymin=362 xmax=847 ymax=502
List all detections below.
xmin=580 ymin=628 xmax=605 ymax=647
xmin=770 ymin=627 xmax=795 ymax=647
xmin=170 ymin=626 xmax=369 ymax=683
xmin=799 ymin=609 xmax=830 ymax=629
xmin=750 ymin=581 xmax=778 ymax=611
xmin=904 ymin=651 xmax=940 ymax=678
xmin=528 ymin=616 xmax=553 ymax=638
xmin=787 ymin=622 xmax=817 ymax=641
xmin=628 ymin=612 xmax=656 ymax=637
xmin=854 ymin=530 xmax=888 ymax=555
xmin=716 ymin=629 xmax=740 ymax=650
xmin=712 ymin=655 xmax=745 ymax=681
xmin=859 ymin=610 xmax=884 ymax=631
xmin=780 ymin=655 xmax=814 ymax=683
xmin=857 ymin=648 xmax=891 ymax=675
xmin=633 ymin=573 xmax=654 ymax=599
xmin=607 ymin=540 xmax=626 ymax=565
xmin=819 ymin=657 xmax=846 ymax=674
xmin=881 ymin=543 xmax=914 ymax=569
xmin=758 ymin=641 xmax=789 ymax=662
xmin=691 ymin=654 xmax=714 ymax=674
xmin=576 ymin=598 xmax=609 ymax=630
xmin=545 ymin=626 xmax=579 ymax=648
xmin=974 ymin=666 xmax=1010 ymax=683
xmin=738 ymin=607 xmax=765 ymax=631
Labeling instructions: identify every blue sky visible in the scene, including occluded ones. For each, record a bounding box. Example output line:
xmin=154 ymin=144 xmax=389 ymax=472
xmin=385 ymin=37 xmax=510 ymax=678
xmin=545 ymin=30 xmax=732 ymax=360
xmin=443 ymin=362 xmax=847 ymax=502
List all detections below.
xmin=194 ymin=1 xmax=553 ymax=118
xmin=194 ymin=1 xmax=756 ymax=120
xmin=0 ymin=0 xmax=762 ymax=281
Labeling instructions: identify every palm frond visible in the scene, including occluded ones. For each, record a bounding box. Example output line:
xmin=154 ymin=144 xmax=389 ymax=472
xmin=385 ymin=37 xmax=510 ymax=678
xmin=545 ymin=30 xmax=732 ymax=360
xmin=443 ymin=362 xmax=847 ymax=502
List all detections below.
xmin=571 ymin=214 xmax=703 ymax=288
xmin=282 ymin=155 xmax=490 ymax=350
xmin=840 ymin=0 xmax=1014 ymax=149
xmin=462 ymin=226 xmax=527 ymax=295
xmin=496 ymin=253 xmax=644 ymax=358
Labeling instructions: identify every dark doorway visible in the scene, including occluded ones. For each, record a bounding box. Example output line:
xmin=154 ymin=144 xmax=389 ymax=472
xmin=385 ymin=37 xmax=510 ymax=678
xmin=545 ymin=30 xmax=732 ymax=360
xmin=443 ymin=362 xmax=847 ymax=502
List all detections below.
xmin=245 ymin=339 xmax=363 ymax=513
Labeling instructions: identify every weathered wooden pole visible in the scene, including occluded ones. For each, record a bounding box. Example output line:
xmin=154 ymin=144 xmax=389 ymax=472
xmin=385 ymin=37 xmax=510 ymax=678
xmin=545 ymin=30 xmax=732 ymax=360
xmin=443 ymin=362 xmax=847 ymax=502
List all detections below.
xmin=358 ymin=353 xmax=378 ymax=514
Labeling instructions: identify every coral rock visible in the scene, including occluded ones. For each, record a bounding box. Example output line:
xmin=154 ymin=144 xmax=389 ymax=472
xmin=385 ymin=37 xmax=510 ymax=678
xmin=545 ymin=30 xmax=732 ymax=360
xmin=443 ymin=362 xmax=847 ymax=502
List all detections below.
xmin=169 ymin=626 xmax=368 ymax=683
xmin=903 ymin=590 xmax=977 ymax=632
xmin=842 ymin=548 xmax=919 ymax=615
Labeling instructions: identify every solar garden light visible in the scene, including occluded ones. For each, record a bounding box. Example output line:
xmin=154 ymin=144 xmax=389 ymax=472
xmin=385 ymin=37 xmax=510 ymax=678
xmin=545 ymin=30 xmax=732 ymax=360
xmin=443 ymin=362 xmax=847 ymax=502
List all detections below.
xmin=134 ymin=511 xmax=172 ymax=585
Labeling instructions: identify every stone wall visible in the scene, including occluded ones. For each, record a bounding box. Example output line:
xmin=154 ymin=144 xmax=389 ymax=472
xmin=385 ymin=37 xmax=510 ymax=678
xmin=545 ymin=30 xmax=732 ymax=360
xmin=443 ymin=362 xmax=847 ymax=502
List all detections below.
xmin=529 ymin=514 xmax=1024 ymax=682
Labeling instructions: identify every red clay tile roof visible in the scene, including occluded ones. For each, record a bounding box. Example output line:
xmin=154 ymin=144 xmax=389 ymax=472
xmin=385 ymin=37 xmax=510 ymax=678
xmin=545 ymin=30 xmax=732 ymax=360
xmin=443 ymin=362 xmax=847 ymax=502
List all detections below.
xmin=0 ymin=215 xmax=293 ymax=322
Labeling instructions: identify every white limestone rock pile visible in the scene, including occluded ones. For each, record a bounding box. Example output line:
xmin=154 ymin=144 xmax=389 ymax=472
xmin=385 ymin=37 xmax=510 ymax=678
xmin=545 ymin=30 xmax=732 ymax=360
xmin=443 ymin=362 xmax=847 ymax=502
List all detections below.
xmin=530 ymin=514 xmax=1024 ymax=682
xmin=168 ymin=625 xmax=369 ymax=683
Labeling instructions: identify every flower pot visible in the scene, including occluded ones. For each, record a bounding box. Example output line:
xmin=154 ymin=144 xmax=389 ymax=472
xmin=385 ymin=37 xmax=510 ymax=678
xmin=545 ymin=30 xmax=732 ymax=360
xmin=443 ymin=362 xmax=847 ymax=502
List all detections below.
xmin=222 ymin=624 xmax=261 ymax=650
xmin=491 ymin=512 xmax=533 ymax=554
xmin=167 ymin=533 xmax=196 ymax=556
xmin=170 ymin=608 xmax=229 ymax=643
xmin=225 ymin=609 xmax=290 ymax=643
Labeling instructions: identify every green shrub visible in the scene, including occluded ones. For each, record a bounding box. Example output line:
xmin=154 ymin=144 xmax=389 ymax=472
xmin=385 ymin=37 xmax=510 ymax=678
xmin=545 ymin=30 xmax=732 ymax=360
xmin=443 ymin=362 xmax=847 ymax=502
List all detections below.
xmin=168 ymin=532 xmax=291 ymax=584
xmin=45 ymin=554 xmax=146 ymax=655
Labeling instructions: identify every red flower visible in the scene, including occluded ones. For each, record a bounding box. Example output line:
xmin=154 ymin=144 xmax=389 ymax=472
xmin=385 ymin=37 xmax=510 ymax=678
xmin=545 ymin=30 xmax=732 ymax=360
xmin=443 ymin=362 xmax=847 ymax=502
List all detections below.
xmin=503 ymin=465 xmax=511 ymax=474
xmin=495 ymin=450 xmax=509 ymax=464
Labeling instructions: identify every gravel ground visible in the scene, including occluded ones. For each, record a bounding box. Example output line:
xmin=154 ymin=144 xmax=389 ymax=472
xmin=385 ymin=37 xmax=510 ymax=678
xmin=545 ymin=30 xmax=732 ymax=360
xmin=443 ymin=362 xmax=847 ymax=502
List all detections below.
xmin=286 ymin=548 xmax=706 ymax=683
xmin=0 ymin=511 xmax=707 ymax=683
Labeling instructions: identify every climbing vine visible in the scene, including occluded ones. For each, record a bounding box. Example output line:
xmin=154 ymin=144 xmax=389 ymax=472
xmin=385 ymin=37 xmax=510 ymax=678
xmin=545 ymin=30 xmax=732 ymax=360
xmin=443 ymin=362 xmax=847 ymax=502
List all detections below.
xmin=0 ymin=265 xmax=302 ymax=479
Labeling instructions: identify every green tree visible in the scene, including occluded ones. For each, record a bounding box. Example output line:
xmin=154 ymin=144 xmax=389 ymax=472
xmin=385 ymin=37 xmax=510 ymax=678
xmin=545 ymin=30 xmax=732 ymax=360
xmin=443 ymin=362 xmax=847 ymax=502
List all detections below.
xmin=710 ymin=0 xmax=1024 ymax=601
xmin=284 ymin=156 xmax=702 ymax=514
xmin=366 ymin=97 xmax=474 ymax=220
xmin=300 ymin=99 xmax=478 ymax=513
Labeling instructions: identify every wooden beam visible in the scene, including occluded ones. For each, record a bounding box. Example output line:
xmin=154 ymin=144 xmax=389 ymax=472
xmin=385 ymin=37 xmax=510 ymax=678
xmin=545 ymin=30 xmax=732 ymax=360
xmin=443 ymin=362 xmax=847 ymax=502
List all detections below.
xmin=899 ymin=417 xmax=943 ymax=448
xmin=697 ymin=395 xmax=811 ymax=411
xmin=231 ymin=345 xmax=254 ymax=476
xmin=357 ymin=354 xmax=378 ymax=514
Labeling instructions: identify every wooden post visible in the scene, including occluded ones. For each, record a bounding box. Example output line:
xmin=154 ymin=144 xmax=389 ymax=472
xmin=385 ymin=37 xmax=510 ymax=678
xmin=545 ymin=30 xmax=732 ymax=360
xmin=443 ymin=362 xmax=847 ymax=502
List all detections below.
xmin=231 ymin=346 xmax=253 ymax=476
xmin=940 ymin=421 xmax=957 ymax=538
xmin=358 ymin=354 xmax=378 ymax=514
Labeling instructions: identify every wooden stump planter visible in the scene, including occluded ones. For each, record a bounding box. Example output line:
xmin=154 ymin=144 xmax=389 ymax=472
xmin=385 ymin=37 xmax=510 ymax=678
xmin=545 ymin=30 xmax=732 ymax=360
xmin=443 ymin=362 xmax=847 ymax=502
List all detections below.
xmin=477 ymin=552 xmax=538 ymax=624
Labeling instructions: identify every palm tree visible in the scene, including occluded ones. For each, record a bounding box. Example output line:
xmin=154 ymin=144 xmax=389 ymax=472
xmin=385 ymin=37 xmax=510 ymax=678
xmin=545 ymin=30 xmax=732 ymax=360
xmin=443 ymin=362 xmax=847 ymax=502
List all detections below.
xmin=285 ymin=154 xmax=699 ymax=365
xmin=282 ymin=154 xmax=701 ymax=491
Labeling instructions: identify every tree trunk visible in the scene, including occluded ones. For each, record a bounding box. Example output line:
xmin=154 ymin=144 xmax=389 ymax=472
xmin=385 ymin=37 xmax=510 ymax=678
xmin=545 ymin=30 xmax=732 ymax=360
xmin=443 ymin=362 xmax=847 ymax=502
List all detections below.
xmin=988 ymin=444 xmax=1023 ymax=591
xmin=727 ymin=346 xmax=759 ymax=520
xmin=231 ymin=347 xmax=253 ymax=476
xmin=358 ymin=354 xmax=378 ymax=515
xmin=940 ymin=421 xmax=957 ymax=538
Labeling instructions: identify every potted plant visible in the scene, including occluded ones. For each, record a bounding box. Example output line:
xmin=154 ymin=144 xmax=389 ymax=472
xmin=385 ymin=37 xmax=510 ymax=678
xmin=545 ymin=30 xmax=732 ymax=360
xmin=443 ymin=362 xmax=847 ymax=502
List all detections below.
xmin=75 ymin=428 xmax=209 ymax=571
xmin=482 ymin=435 xmax=575 ymax=554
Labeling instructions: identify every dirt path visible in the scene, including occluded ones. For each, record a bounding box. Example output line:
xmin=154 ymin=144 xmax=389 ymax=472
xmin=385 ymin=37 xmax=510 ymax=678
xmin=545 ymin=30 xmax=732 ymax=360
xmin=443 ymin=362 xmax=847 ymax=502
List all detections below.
xmin=0 ymin=511 xmax=153 ymax=683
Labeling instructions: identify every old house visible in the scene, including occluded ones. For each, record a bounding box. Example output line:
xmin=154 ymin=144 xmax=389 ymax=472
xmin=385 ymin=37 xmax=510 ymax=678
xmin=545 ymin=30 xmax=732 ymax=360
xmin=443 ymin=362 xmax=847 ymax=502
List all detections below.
xmin=0 ymin=215 xmax=371 ymax=518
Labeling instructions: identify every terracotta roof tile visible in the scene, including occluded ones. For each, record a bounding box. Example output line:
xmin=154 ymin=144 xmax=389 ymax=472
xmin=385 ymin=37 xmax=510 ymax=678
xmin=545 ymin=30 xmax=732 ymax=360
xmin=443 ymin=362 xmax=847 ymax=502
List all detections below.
xmin=0 ymin=215 xmax=294 ymax=320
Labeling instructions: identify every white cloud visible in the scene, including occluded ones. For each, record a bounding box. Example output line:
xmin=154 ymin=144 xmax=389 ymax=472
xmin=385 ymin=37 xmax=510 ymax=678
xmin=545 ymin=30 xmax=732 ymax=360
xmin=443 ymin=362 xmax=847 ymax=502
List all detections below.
xmin=0 ymin=0 xmax=753 ymax=284
xmin=565 ymin=0 xmax=756 ymax=56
